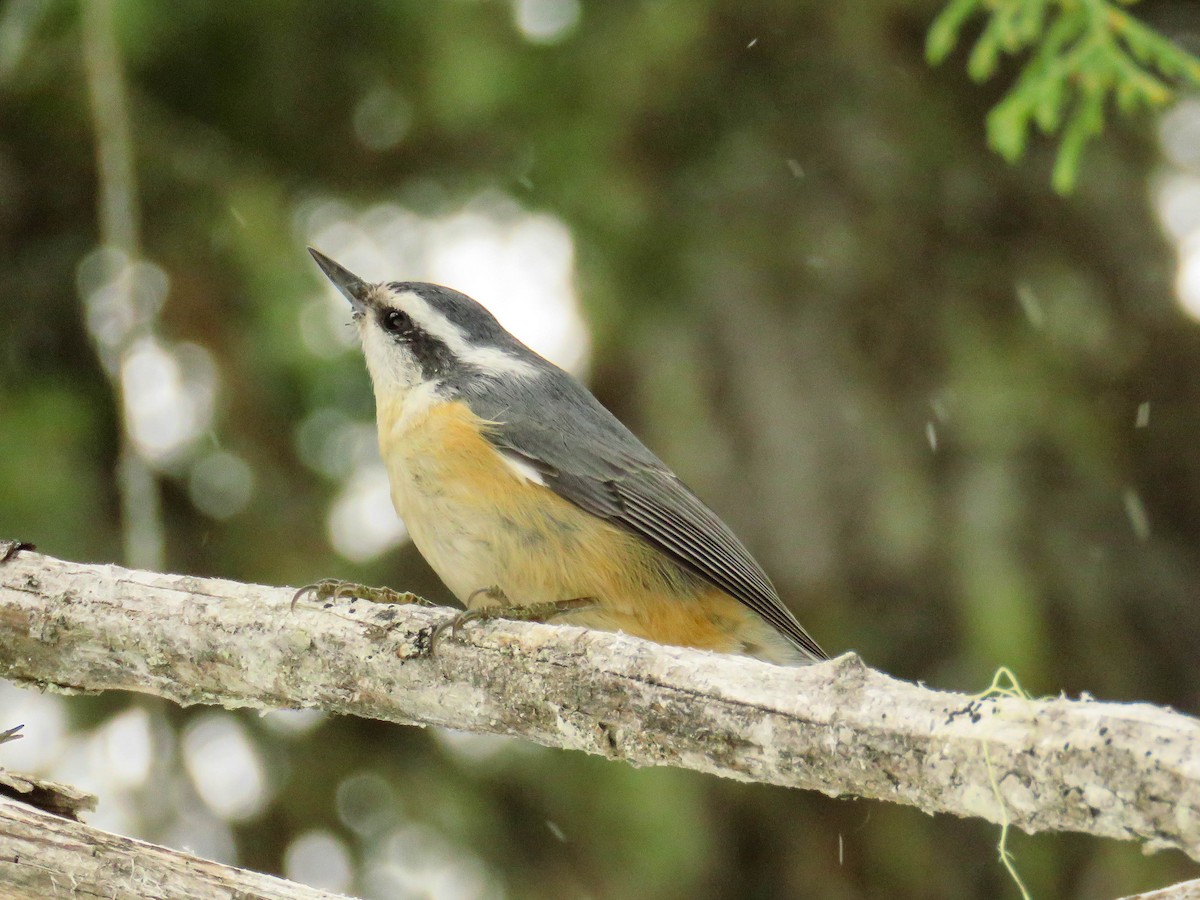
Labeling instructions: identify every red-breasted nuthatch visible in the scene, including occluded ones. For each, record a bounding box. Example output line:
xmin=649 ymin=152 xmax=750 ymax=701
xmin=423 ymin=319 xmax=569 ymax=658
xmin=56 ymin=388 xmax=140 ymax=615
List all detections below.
xmin=307 ymin=248 xmax=826 ymax=665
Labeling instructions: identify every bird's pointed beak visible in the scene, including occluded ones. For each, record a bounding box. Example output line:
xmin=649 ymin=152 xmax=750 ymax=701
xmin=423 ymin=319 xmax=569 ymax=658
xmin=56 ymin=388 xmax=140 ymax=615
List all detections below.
xmin=308 ymin=247 xmax=371 ymax=315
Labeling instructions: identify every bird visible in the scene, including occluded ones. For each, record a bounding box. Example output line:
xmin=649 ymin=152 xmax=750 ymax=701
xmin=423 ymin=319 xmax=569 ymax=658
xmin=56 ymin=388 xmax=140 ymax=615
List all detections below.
xmin=303 ymin=247 xmax=827 ymax=666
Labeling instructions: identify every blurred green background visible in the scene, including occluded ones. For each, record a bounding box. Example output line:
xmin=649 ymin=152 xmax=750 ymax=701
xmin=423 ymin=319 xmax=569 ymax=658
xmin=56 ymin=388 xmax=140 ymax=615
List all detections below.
xmin=3 ymin=0 xmax=1200 ymax=897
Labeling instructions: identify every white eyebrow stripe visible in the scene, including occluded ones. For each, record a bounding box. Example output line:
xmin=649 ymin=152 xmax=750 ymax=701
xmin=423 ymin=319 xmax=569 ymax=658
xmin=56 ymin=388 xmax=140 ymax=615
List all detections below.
xmin=389 ymin=289 xmax=538 ymax=378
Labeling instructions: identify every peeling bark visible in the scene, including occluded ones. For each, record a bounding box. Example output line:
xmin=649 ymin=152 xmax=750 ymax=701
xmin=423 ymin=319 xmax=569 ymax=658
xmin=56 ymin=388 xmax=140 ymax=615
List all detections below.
xmin=0 ymin=766 xmax=96 ymax=821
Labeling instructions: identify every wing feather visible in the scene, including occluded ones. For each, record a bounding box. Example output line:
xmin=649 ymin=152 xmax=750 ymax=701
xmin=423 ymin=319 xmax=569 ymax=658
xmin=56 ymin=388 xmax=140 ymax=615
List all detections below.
xmin=467 ymin=375 xmax=827 ymax=661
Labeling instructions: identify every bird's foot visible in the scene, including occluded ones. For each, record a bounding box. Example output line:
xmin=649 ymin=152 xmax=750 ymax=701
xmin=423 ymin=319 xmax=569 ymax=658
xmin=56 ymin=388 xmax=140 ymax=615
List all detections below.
xmin=428 ymin=591 xmax=596 ymax=654
xmin=291 ymin=578 xmax=437 ymax=611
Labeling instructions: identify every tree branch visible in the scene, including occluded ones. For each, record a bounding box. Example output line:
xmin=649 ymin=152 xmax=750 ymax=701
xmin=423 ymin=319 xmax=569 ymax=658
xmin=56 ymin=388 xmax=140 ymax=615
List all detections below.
xmin=0 ymin=791 xmax=347 ymax=899
xmin=1 ymin=548 xmax=1198 ymax=865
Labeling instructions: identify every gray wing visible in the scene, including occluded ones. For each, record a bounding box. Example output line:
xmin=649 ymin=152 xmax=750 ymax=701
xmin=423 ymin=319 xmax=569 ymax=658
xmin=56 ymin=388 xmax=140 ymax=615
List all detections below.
xmin=463 ymin=372 xmax=827 ymax=661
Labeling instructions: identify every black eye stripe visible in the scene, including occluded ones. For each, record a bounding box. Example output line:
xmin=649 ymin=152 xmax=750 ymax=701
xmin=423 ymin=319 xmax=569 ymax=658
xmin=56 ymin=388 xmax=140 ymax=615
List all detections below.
xmin=376 ymin=307 xmax=455 ymax=379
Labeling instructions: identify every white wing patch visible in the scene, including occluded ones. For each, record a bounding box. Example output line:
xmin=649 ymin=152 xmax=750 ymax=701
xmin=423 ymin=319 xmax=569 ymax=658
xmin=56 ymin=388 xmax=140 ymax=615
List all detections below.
xmin=498 ymin=449 xmax=546 ymax=486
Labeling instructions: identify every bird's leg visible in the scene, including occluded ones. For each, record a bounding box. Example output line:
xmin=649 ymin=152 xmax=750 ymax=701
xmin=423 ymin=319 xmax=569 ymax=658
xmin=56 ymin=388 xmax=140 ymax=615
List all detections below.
xmin=291 ymin=578 xmax=439 ymax=611
xmin=428 ymin=589 xmax=596 ymax=653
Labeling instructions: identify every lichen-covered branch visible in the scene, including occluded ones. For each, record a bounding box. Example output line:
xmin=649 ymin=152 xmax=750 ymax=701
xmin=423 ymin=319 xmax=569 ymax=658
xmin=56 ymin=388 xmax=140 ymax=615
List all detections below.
xmin=0 ymin=792 xmax=348 ymax=899
xmin=1 ymin=549 xmax=1198 ymax=864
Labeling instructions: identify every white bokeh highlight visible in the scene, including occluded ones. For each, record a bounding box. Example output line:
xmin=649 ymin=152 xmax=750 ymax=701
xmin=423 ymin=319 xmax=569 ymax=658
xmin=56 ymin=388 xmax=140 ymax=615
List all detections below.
xmin=77 ymin=248 xmax=220 ymax=471
xmin=182 ymin=713 xmax=270 ymax=823
xmin=1155 ymin=98 xmax=1200 ymax=321
xmin=362 ymin=823 xmax=500 ymax=900
xmin=327 ymin=463 xmax=408 ymax=562
xmin=0 ymin=683 xmax=69 ymax=774
xmin=512 ymin=0 xmax=581 ymax=44
xmin=285 ymin=829 xmax=355 ymax=893
xmin=94 ymin=706 xmax=154 ymax=790
xmin=119 ymin=338 xmax=217 ymax=465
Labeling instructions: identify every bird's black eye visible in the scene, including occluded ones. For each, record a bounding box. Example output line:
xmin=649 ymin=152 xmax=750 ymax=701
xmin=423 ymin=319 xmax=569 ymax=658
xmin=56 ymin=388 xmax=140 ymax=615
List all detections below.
xmin=380 ymin=309 xmax=413 ymax=336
